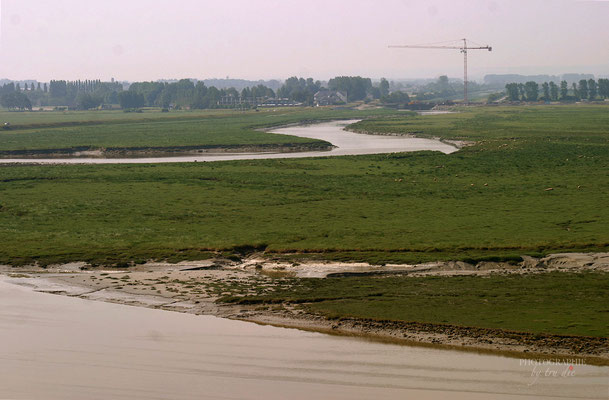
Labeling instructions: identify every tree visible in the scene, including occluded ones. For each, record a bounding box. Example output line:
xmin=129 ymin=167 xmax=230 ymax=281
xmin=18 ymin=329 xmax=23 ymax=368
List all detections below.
xmin=598 ymin=78 xmax=609 ymax=99
xmin=49 ymin=80 xmax=67 ymax=98
xmin=277 ymin=77 xmax=320 ymax=104
xmin=174 ymin=79 xmax=195 ymax=108
xmin=368 ymin=86 xmax=380 ymax=99
xmin=517 ymin=83 xmax=525 ymax=100
xmin=542 ymin=82 xmax=550 ymax=101
xmin=381 ymin=90 xmax=410 ymax=105
xmin=578 ymin=79 xmax=588 ymax=100
xmin=505 ymin=83 xmax=520 ymax=101
xmin=328 ymin=76 xmax=372 ymax=101
xmin=106 ymin=91 xmax=119 ymax=105
xmin=524 ymin=81 xmax=539 ymax=101
xmin=129 ymin=81 xmax=166 ymax=107
xmin=549 ymin=81 xmax=559 ymax=101
xmin=251 ymin=84 xmax=274 ymax=99
xmin=437 ymin=76 xmax=450 ymax=93
xmin=487 ymin=92 xmax=503 ymax=102
xmin=206 ymin=86 xmax=221 ymax=106
xmin=158 ymin=88 xmax=173 ymax=108
xmin=190 ymin=82 xmax=209 ymax=109
xmin=560 ymin=80 xmax=568 ymax=100
xmin=587 ymin=79 xmax=597 ymax=100
xmin=1 ymin=92 xmax=32 ymax=110
xmin=379 ymin=78 xmax=389 ymax=97
xmin=572 ymin=83 xmax=579 ymax=100
xmin=118 ymin=91 xmax=145 ymax=109
xmin=76 ymin=93 xmax=102 ymax=110
xmin=43 ymin=83 xmax=48 ymax=93
xmin=0 ymin=83 xmax=15 ymax=96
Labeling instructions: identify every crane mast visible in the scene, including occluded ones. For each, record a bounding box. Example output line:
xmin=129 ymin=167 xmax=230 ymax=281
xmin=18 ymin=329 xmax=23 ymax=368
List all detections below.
xmin=389 ymin=38 xmax=492 ymax=104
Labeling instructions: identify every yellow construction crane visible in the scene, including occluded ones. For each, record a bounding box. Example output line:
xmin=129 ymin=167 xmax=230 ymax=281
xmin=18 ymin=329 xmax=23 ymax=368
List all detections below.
xmin=389 ymin=38 xmax=492 ymax=103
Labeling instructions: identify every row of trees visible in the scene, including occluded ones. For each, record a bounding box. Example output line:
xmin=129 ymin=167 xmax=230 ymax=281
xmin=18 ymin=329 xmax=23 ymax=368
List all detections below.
xmin=125 ymin=79 xmax=277 ymax=109
xmin=47 ymin=80 xmax=123 ymax=108
xmin=2 ymin=75 xmax=453 ymax=111
xmin=1 ymin=78 xmax=279 ymax=111
xmin=411 ymin=75 xmax=457 ymax=100
xmin=276 ymin=76 xmax=403 ymax=105
xmin=5 ymin=82 xmax=47 ymax=92
xmin=505 ymin=79 xmax=609 ymax=102
xmin=276 ymin=77 xmax=322 ymax=104
xmin=125 ymin=76 xmax=390 ymax=109
xmin=0 ymin=79 xmax=123 ymax=109
xmin=8 ymin=80 xmax=108 ymax=95
xmin=327 ymin=76 xmax=373 ymax=101
xmin=0 ymin=91 xmax=32 ymax=110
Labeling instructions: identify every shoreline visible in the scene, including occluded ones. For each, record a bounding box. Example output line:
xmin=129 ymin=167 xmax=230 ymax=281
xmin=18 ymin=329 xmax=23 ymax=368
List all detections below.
xmin=0 ymin=142 xmax=332 ymax=159
xmin=344 ymin=125 xmax=475 ymax=150
xmin=3 ymin=252 xmax=608 ymax=366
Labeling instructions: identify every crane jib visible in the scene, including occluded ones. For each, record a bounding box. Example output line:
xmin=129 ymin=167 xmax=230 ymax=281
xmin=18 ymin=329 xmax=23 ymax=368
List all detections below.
xmin=388 ymin=38 xmax=493 ymax=104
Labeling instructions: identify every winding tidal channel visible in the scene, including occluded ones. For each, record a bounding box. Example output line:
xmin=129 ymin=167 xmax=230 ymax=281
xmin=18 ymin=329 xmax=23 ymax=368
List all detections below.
xmin=0 ymin=119 xmax=458 ymax=164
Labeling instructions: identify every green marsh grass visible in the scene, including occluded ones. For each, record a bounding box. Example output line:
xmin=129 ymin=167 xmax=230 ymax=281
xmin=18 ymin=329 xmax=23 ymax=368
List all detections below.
xmin=0 ymin=105 xmax=608 ymax=265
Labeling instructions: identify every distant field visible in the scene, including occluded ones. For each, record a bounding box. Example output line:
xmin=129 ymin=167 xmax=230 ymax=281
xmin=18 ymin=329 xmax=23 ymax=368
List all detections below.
xmin=0 ymin=107 xmax=393 ymax=154
xmin=0 ymin=105 xmax=608 ymax=266
xmin=0 ymin=108 xmax=231 ymax=125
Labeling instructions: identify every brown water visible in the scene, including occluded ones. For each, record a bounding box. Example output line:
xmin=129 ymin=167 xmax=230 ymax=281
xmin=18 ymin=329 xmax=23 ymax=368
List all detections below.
xmin=0 ymin=120 xmax=457 ymax=164
xmin=1 ymin=279 xmax=606 ymax=399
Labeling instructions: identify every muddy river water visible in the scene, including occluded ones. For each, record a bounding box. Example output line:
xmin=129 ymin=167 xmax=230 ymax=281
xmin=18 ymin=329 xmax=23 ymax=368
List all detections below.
xmin=0 ymin=119 xmax=458 ymax=164
xmin=0 ymin=279 xmax=607 ymax=399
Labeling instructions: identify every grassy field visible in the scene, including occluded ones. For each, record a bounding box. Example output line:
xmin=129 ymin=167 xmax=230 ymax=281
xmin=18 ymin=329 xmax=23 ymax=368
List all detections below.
xmin=218 ymin=272 xmax=609 ymax=338
xmin=0 ymin=105 xmax=608 ymax=266
xmin=0 ymin=107 xmax=393 ymax=153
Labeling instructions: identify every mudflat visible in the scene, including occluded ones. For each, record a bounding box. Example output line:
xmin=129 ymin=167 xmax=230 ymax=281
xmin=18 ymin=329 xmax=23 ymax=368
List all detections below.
xmin=3 ymin=251 xmax=608 ymax=364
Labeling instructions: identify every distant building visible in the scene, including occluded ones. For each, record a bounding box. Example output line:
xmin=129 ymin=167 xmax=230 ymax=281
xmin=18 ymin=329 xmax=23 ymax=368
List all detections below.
xmin=258 ymin=98 xmax=302 ymax=107
xmin=314 ymin=90 xmax=347 ymax=106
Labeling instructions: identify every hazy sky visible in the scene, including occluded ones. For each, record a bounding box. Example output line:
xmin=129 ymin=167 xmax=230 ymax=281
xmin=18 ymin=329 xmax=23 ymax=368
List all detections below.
xmin=1 ymin=0 xmax=608 ymax=82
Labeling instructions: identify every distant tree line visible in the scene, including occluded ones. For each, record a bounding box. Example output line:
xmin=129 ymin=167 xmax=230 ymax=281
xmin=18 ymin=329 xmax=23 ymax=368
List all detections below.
xmin=0 ymin=78 xmax=280 ymax=111
xmin=276 ymin=76 xmax=385 ymax=104
xmin=505 ymin=79 xmax=609 ymax=102
xmin=0 ymin=90 xmax=32 ymax=110
xmin=387 ymin=75 xmax=481 ymax=103
xmin=411 ymin=75 xmax=456 ymax=101
xmin=124 ymin=79 xmax=277 ymax=110
xmin=276 ymin=77 xmax=322 ymax=104
xmin=46 ymin=80 xmax=123 ymax=109
xmin=276 ymin=76 xmax=411 ymax=105
xmin=0 ymin=79 xmax=122 ymax=110
xmin=328 ymin=76 xmax=373 ymax=101
xmin=1 ymin=74 xmax=444 ymax=111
